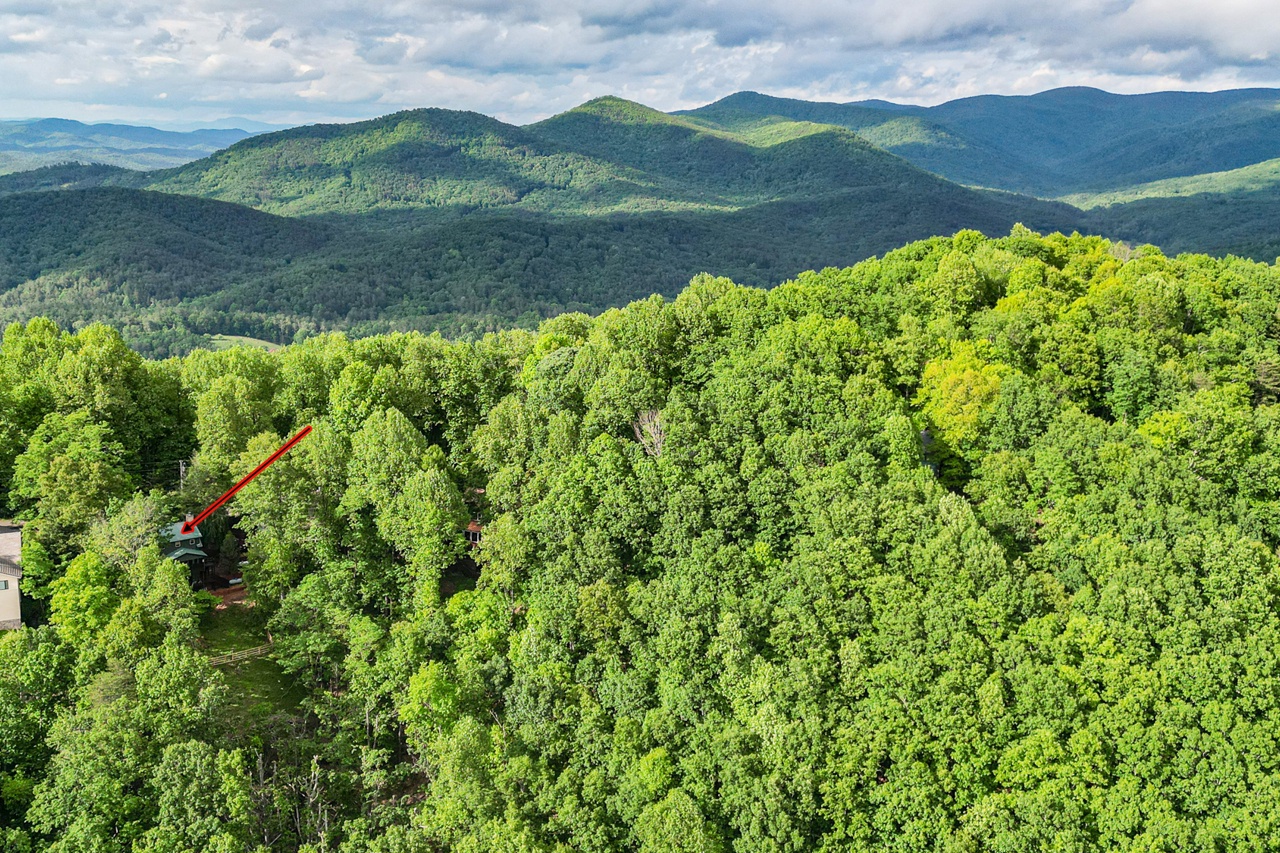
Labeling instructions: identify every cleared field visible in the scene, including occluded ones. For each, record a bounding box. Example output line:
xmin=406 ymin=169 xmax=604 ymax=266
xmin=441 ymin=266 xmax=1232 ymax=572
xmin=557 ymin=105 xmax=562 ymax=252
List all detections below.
xmin=209 ymin=333 xmax=280 ymax=351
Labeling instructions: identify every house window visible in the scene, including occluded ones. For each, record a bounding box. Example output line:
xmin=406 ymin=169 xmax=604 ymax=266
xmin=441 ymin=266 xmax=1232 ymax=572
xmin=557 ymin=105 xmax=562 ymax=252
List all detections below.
xmin=0 ymin=580 xmax=8 ymax=590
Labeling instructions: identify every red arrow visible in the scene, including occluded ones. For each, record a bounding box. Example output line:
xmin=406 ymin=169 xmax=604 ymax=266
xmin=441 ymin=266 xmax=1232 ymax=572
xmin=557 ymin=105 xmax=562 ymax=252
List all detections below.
xmin=181 ymin=425 xmax=312 ymax=534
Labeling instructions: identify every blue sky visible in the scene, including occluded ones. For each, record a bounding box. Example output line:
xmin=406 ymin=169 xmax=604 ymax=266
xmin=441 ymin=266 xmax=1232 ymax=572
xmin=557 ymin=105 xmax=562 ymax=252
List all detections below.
xmin=1 ymin=0 xmax=1277 ymax=127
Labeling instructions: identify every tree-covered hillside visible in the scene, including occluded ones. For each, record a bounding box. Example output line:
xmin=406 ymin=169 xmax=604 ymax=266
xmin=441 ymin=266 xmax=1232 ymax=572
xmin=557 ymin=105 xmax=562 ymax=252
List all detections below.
xmin=2 ymin=90 xmax=1280 ymax=357
xmin=5 ymin=228 xmax=1280 ymax=851
xmin=135 ymin=97 xmax=1066 ymax=222
xmin=0 ymin=187 xmax=331 ymax=355
xmin=1088 ymin=186 xmax=1280 ymax=263
xmin=0 ymin=102 xmax=1085 ymax=354
xmin=1066 ymin=158 xmax=1280 ymax=262
xmin=0 ymin=164 xmax=143 ymax=197
xmin=685 ymin=87 xmax=1280 ymax=197
xmin=140 ymin=108 xmax=622 ymax=218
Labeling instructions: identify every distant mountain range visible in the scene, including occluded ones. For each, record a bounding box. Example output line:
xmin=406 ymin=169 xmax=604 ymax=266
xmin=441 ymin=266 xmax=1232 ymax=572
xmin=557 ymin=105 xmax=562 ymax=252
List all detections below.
xmin=0 ymin=118 xmax=259 ymax=174
xmin=0 ymin=86 xmax=1278 ymax=355
xmin=682 ymin=86 xmax=1280 ymax=197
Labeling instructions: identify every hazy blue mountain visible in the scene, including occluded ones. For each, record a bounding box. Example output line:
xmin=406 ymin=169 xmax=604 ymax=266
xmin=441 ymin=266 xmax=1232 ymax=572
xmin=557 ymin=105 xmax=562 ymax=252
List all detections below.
xmin=0 ymin=118 xmax=258 ymax=174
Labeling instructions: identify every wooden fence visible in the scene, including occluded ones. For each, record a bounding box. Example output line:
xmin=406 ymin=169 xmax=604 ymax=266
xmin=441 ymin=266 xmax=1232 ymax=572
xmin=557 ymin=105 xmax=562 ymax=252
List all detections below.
xmin=209 ymin=642 xmax=273 ymax=666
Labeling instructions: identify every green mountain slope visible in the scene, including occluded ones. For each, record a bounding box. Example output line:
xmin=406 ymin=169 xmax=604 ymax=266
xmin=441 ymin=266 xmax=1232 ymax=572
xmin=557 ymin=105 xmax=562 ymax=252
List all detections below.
xmin=679 ymin=91 xmax=1033 ymax=191
xmin=0 ymin=181 xmax=1083 ymax=350
xmin=0 ymin=187 xmax=328 ymax=353
xmin=1089 ymin=186 xmax=1280 ymax=262
xmin=681 ymin=90 xmax=971 ymax=154
xmin=139 ymin=103 xmax=768 ymax=220
xmin=530 ymin=96 xmax=947 ymax=202
xmin=139 ymin=96 xmax=1049 ymax=223
xmin=0 ymin=99 xmax=1085 ymax=353
xmin=1065 ymin=157 xmax=1280 ymax=209
xmin=8 ymin=89 xmax=1279 ymax=356
xmin=684 ymin=87 xmax=1280 ymax=196
xmin=0 ymin=186 xmax=322 ymax=293
xmin=0 ymin=162 xmax=142 ymax=196
xmin=141 ymin=108 xmax=601 ymax=218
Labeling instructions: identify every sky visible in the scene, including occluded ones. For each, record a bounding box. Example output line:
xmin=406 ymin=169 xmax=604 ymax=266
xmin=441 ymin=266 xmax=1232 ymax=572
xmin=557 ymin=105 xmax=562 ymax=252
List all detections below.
xmin=1 ymin=0 xmax=1279 ymax=128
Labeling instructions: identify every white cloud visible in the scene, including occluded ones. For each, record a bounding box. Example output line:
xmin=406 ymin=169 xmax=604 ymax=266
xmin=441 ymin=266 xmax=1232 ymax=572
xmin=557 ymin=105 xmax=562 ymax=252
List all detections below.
xmin=0 ymin=0 xmax=1277 ymax=127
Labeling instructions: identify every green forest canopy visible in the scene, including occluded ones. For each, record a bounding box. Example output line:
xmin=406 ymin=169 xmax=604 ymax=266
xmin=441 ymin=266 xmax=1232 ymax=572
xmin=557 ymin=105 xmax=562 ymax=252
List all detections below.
xmin=4 ymin=227 xmax=1280 ymax=851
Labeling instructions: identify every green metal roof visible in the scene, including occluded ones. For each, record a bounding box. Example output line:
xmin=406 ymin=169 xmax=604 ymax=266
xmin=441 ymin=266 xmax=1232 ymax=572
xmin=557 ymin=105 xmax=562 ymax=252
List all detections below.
xmin=162 ymin=521 xmax=202 ymax=543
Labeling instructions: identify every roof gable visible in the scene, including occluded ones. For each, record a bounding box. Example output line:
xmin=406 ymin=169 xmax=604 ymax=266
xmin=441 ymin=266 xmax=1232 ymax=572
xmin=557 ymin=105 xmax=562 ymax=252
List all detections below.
xmin=162 ymin=521 xmax=202 ymax=542
xmin=164 ymin=546 xmax=207 ymax=561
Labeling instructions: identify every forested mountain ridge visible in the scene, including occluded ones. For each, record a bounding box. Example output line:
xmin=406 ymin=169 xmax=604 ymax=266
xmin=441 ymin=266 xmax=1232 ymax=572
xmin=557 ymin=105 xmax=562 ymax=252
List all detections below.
xmin=3 ymin=88 xmax=1280 ymax=356
xmin=683 ymin=86 xmax=1280 ymax=196
xmin=0 ymin=163 xmax=140 ymax=197
xmin=0 ymin=99 xmax=1086 ymax=355
xmin=140 ymin=107 xmax=594 ymax=218
xmin=5 ymin=228 xmax=1280 ymax=850
xmin=0 ymin=187 xmax=331 ymax=354
xmin=134 ymin=96 xmax=1042 ymax=220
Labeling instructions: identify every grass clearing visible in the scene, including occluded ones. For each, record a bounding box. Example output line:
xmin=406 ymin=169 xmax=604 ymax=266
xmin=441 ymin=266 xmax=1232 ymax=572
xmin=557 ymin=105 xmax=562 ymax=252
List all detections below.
xmin=200 ymin=593 xmax=303 ymax=718
xmin=209 ymin=333 xmax=280 ymax=352
xmin=219 ymin=655 xmax=303 ymax=719
xmin=200 ymin=594 xmax=268 ymax=655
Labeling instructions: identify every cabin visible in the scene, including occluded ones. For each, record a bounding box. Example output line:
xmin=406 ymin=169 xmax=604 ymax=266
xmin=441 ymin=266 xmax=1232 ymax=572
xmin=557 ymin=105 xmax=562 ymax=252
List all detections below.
xmin=162 ymin=516 xmax=206 ymax=563
xmin=464 ymin=519 xmax=483 ymax=547
xmin=0 ymin=522 xmax=22 ymax=630
xmin=163 ymin=516 xmax=209 ymax=584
